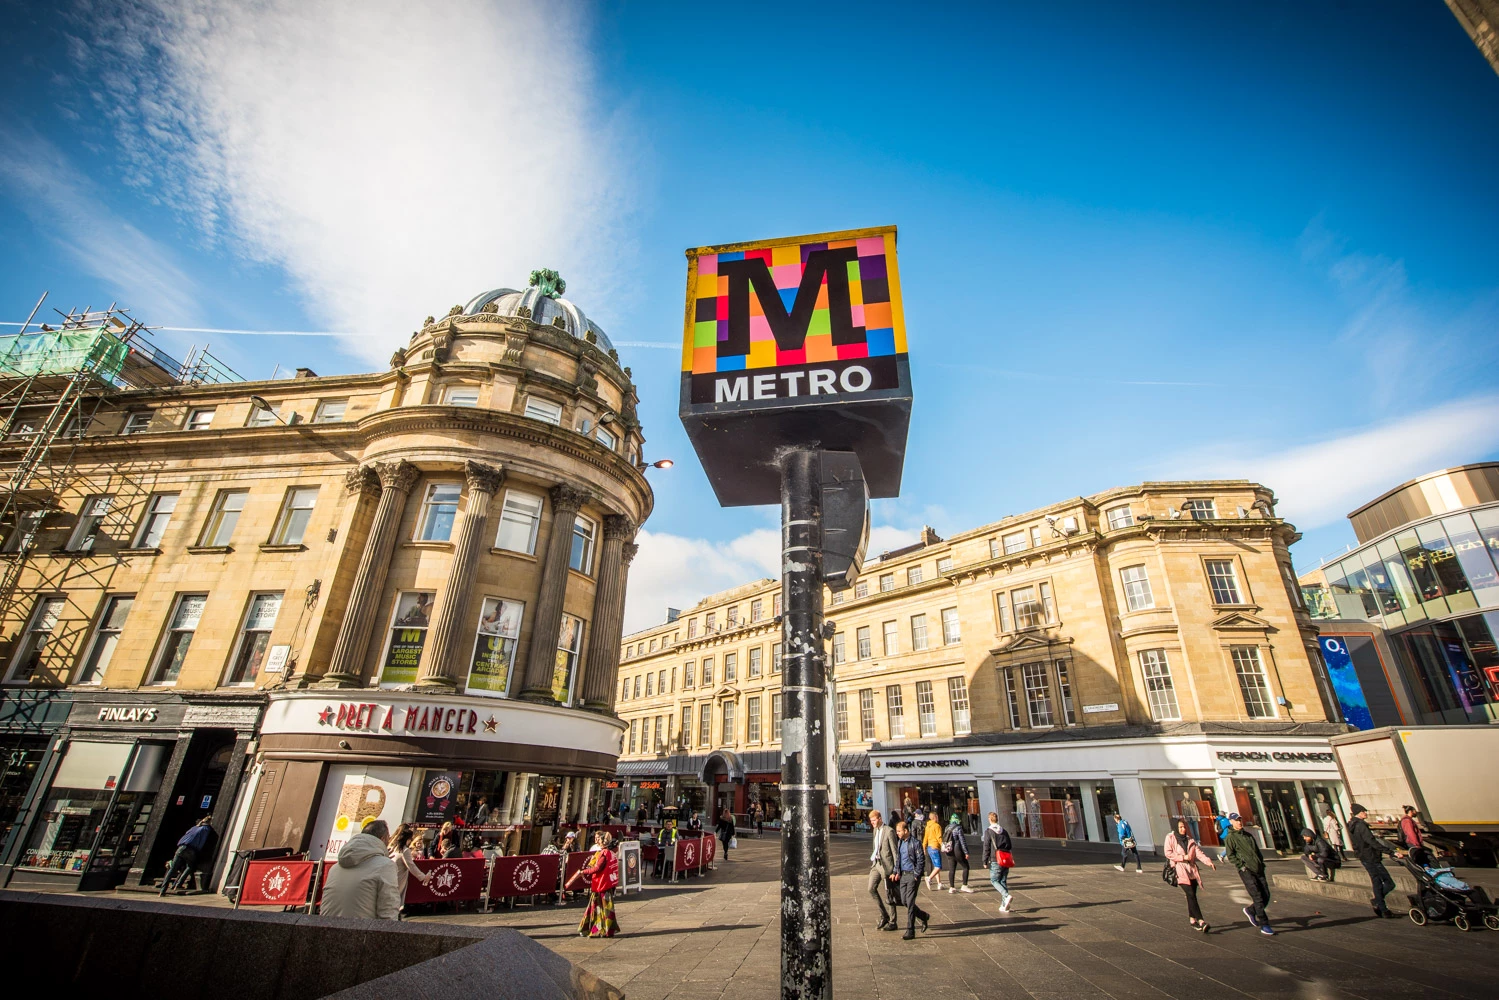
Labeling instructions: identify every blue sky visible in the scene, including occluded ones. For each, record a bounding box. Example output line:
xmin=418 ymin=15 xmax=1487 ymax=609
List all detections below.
xmin=2 ymin=1 xmax=1497 ymax=630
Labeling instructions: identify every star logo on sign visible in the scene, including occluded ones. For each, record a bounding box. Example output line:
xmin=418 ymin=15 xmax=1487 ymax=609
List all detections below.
xmin=682 ymin=843 xmax=696 ymax=866
xmin=427 ymin=863 xmax=462 ymax=897
xmin=482 ymin=715 xmax=498 ymax=733
xmin=434 ymin=868 xmax=457 ymax=891
xmin=317 ymin=706 xmax=333 ymax=725
xmin=260 ymin=864 xmax=294 ymax=900
xmin=515 ymin=860 xmax=540 ymax=889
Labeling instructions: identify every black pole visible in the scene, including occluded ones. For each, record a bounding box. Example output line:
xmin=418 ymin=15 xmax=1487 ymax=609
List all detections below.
xmin=778 ymin=447 xmax=831 ymax=1000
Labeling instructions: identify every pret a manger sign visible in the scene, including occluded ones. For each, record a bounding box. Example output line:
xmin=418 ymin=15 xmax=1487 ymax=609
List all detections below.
xmin=680 ymin=226 xmax=913 ymax=506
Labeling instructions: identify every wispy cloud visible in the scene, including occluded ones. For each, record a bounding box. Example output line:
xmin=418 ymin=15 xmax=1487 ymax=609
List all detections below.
xmin=0 ymin=127 xmax=199 ymax=322
xmin=1171 ymin=394 xmax=1499 ymax=530
xmin=79 ymin=0 xmax=631 ymax=363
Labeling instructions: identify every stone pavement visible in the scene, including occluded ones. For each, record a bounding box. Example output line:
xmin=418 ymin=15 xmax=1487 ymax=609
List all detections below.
xmin=411 ymin=834 xmax=1499 ymax=1000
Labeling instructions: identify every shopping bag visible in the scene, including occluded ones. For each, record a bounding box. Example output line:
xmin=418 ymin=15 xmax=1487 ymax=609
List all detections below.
xmin=729 ymin=836 xmax=738 ymax=850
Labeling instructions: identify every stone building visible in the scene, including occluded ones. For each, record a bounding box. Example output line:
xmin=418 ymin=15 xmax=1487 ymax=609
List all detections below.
xmin=614 ymin=479 xmax=1351 ymax=853
xmin=0 ymin=274 xmax=647 ymax=891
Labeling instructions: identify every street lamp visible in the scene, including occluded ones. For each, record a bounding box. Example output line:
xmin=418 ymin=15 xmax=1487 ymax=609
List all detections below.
xmin=637 ymin=458 xmax=674 ymax=471
xmin=248 ymin=395 xmax=289 ymax=424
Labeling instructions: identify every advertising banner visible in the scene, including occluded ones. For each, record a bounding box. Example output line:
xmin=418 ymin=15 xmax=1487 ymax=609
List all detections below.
xmin=673 ymin=835 xmax=699 ymax=873
xmin=489 ymin=853 xmax=561 ymax=898
xmin=309 ymin=764 xmax=413 ymax=860
xmin=618 ymin=840 xmax=643 ymax=893
xmin=415 ymin=770 xmax=462 ymax=824
xmin=1318 ymin=636 xmax=1374 ymax=731
xmin=239 ymin=859 xmax=313 ymax=907
xmin=380 ymin=592 xmax=434 ymax=684
xmin=467 ymin=597 xmax=523 ymax=695
xmin=404 ymin=857 xmax=487 ymax=905
xmin=700 ymin=833 xmax=717 ymax=868
xmin=563 ymin=850 xmax=594 ymax=891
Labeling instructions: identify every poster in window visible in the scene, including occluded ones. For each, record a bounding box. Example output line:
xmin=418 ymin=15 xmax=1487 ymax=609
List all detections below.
xmin=552 ymin=615 xmax=583 ymax=704
xmin=467 ymin=597 xmax=524 ymax=695
xmin=1317 ymin=636 xmax=1373 ymax=731
xmin=381 ymin=592 xmax=435 ymax=685
xmin=416 ymin=769 xmax=463 ymax=824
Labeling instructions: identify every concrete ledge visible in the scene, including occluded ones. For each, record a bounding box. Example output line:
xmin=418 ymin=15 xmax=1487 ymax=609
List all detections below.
xmin=1270 ymin=866 xmax=1495 ymax=909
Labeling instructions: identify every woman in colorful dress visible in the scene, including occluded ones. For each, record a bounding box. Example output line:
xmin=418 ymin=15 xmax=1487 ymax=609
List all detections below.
xmin=577 ymin=832 xmax=620 ymax=938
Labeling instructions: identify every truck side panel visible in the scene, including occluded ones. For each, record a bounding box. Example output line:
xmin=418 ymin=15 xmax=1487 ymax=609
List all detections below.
xmin=1335 ymin=737 xmax=1416 ymax=821
xmin=1397 ymin=728 xmax=1499 ymax=830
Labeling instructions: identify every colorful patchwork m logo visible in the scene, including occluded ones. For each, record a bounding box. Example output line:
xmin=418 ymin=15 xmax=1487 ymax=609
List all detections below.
xmin=717 ymin=247 xmax=866 ymax=357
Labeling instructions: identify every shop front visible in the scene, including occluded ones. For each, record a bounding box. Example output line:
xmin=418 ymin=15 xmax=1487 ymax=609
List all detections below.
xmin=229 ymin=690 xmax=623 ymax=865
xmin=0 ymin=689 xmax=72 ymax=873
xmin=3 ymin=691 xmax=262 ymax=891
xmin=870 ymin=726 xmax=1350 ymax=853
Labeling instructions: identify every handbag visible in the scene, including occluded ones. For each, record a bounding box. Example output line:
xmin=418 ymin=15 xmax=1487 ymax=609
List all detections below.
xmin=1162 ymin=860 xmax=1179 ymax=887
xmin=1122 ymin=837 xmax=1137 ymax=850
xmin=997 ymin=850 xmax=1015 ymax=869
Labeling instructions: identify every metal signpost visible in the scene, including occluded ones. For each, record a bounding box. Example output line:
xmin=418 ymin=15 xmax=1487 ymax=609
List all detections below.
xmin=679 ymin=227 xmax=912 ymax=999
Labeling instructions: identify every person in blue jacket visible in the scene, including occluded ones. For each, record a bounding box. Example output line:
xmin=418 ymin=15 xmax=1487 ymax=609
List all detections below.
xmin=160 ymin=815 xmax=215 ymax=894
xmin=1112 ymin=812 xmax=1142 ymax=873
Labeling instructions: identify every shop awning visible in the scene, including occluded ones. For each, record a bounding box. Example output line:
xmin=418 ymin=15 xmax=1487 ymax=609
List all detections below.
xmin=615 ymin=759 xmax=671 ymax=777
xmin=838 ymin=752 xmax=869 ymax=774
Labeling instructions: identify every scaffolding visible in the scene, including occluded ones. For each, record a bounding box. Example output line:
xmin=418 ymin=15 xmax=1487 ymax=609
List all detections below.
xmin=0 ymin=296 xmax=243 ymax=651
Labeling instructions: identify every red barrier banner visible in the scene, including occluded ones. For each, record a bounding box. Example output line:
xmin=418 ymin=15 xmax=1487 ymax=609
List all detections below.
xmin=563 ymin=850 xmax=595 ymax=891
xmin=701 ymin=833 xmax=716 ymax=868
xmin=240 ymin=860 xmax=314 ymax=906
xmin=405 ymin=857 xmax=487 ymax=904
xmin=489 ymin=853 xmax=561 ymax=898
xmin=673 ymin=836 xmax=700 ymax=872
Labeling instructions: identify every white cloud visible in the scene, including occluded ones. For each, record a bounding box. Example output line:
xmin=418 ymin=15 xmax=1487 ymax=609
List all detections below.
xmin=82 ymin=0 xmax=630 ymax=362
xmin=0 ymin=128 xmax=199 ymax=322
xmin=1176 ymin=395 xmax=1499 ymax=530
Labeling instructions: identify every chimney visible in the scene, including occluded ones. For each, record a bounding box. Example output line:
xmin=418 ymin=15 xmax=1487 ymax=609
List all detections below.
xmin=920 ymin=525 xmax=943 ymax=546
xmin=294 ymin=367 xmax=318 ymax=379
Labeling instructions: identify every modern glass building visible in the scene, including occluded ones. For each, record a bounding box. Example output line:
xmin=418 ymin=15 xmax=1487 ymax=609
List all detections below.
xmin=1301 ymin=463 xmax=1499 ymax=726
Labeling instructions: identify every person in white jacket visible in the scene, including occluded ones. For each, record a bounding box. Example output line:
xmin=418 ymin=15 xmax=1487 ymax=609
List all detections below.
xmin=320 ymin=820 xmax=401 ymax=920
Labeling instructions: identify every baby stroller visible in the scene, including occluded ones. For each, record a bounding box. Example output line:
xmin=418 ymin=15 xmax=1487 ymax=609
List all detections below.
xmin=1399 ymin=850 xmax=1499 ymax=932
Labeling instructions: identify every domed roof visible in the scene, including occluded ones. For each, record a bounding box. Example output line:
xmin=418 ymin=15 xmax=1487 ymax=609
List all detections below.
xmin=462 ymin=269 xmax=614 ymax=353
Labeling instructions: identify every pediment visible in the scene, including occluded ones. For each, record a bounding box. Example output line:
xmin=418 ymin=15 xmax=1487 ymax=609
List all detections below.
xmin=1210 ymin=610 xmax=1273 ymax=631
xmin=713 ymin=685 xmax=740 ymax=700
xmin=991 ymin=631 xmax=1073 ymax=657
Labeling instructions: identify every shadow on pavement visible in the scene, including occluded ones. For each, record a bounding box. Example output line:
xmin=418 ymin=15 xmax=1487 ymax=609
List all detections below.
xmin=529 ymin=923 xmax=761 ymax=941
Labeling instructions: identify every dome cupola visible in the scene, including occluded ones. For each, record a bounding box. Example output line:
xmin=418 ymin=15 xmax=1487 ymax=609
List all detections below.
xmin=462 ymin=269 xmax=614 ymax=353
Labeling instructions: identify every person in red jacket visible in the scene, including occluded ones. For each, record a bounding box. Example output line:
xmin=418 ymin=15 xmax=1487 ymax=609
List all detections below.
xmin=577 ymin=832 xmax=620 ymax=938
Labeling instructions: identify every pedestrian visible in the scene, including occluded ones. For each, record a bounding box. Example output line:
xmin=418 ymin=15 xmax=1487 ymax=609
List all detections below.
xmin=1214 ymin=811 xmax=1233 ymax=860
xmin=1300 ymin=827 xmax=1339 ymax=882
xmin=922 ymin=807 xmax=945 ymax=889
xmin=1321 ymin=806 xmax=1345 ymax=859
xmin=1348 ymin=803 xmax=1402 ymax=918
xmin=944 ymin=813 xmax=973 ymax=894
xmin=1112 ymin=812 xmax=1142 ymax=873
xmin=982 ymin=811 xmax=1015 ymax=913
xmin=756 ymin=803 xmax=766 ymax=838
xmin=716 ymin=807 xmax=736 ymax=861
xmin=387 ymin=824 xmax=430 ymax=911
xmin=889 ymin=820 xmax=931 ymax=940
xmin=636 ymin=805 xmax=647 ymax=828
xmin=867 ymin=809 xmax=898 ymax=931
xmin=576 ymin=832 xmax=620 ymax=938
xmin=687 ymin=809 xmax=703 ymax=832
xmin=1165 ymin=817 xmax=1217 ymax=933
xmin=435 ymin=821 xmax=462 ymax=859
xmin=159 ymin=815 xmax=215 ymax=895
xmin=1223 ymin=812 xmax=1274 ymax=935
xmin=321 ymin=820 xmax=401 ymax=920
xmin=1398 ymin=806 xmax=1424 ymax=851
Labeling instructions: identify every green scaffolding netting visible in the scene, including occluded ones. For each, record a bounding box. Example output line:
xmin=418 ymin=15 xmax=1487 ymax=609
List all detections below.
xmin=0 ymin=329 xmax=130 ymax=381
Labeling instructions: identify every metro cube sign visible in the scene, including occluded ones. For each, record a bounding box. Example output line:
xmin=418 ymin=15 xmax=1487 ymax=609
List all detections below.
xmin=680 ymin=226 xmax=912 ymax=506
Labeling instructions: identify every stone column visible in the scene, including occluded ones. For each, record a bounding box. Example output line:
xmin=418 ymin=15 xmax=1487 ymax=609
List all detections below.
xmin=417 ymin=461 xmax=504 ymax=690
xmin=318 ymin=460 xmax=420 ymax=687
xmin=582 ymin=515 xmax=636 ymax=711
xmin=519 ymin=483 xmax=591 ymax=701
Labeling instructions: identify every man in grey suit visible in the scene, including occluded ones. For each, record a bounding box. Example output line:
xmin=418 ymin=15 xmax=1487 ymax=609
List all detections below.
xmin=869 ymin=809 xmax=898 ymax=931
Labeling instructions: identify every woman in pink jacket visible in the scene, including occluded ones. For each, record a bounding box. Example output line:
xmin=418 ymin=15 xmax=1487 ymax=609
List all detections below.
xmin=1164 ymin=817 xmax=1217 ymax=932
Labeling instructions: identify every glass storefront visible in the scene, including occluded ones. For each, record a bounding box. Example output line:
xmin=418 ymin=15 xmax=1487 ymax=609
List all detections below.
xmin=892 ymin=781 xmax=981 ymax=834
xmin=1163 ymin=784 xmax=1221 ymax=847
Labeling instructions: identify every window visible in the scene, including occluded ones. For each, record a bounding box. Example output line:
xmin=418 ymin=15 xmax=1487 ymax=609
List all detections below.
xmin=832 ymin=591 xmax=844 ymax=605
xmin=553 ymin=614 xmax=584 ymax=704
xmin=1205 ymin=559 xmax=1244 ymax=604
xmin=1003 ymin=531 xmax=1026 ymax=554
xmin=750 ymin=598 xmax=763 ymax=622
xmin=634 ymin=675 xmax=642 ymax=698
xmin=659 ymin=668 xmax=667 ymax=694
xmin=1120 ymin=565 xmax=1154 ymax=611
xmin=443 ymin=385 xmax=480 ymax=407
xmin=645 ymin=672 xmax=654 ymax=697
xmin=1232 ymin=646 xmax=1276 ymax=718
xmin=7 ymin=597 xmax=65 ymax=681
xmin=76 ymin=595 xmax=133 ymax=684
xmin=835 ymin=691 xmax=849 ymax=742
xmin=1022 ymin=662 xmax=1054 ymax=726
xmin=1039 ymin=582 xmax=1056 ymax=622
xmin=910 ymin=613 xmax=929 ymax=651
xmin=1030 ymin=526 xmax=1042 ymax=547
xmin=854 ymin=580 xmax=869 ymax=599
xmin=245 ymin=402 xmax=280 ymax=427
xmin=947 ymin=676 xmax=971 ymax=735
xmin=1184 ymin=498 xmax=1217 ymax=520
xmin=699 ymin=703 xmax=712 ymax=746
xmin=63 ymin=415 xmax=90 ymax=438
xmin=201 ymin=490 xmax=248 ymax=547
xmin=856 ymin=626 xmax=871 ymax=659
xmin=879 ymin=573 xmax=894 ymax=593
xmin=772 ymin=642 xmax=782 ymax=673
xmin=134 ymin=492 xmax=179 ymax=548
xmin=989 ymin=538 xmax=1000 ymax=559
xmin=226 ymin=593 xmax=282 ymax=684
xmin=1106 ymin=505 xmax=1134 ymax=530
xmin=882 ymin=620 xmax=898 ymax=656
xmin=748 ymin=647 xmax=762 ymax=678
xmin=941 ymin=607 xmax=960 ymax=645
xmin=724 ymin=652 xmax=737 ymax=681
xmin=684 ymin=660 xmax=695 ymax=688
xmin=907 ymin=566 xmax=923 ymax=586
xmin=628 ymin=719 xmax=637 ymax=754
xmin=186 ymin=408 xmax=216 ymax=431
xmin=648 ymin=639 xmax=657 ymax=653
xmin=121 ymin=411 xmax=152 ymax=435
xmin=727 ymin=605 xmax=738 ymax=625
xmin=1139 ymin=649 xmax=1180 ymax=721
xmin=1003 ymin=670 xmax=1022 ymax=729
xmin=1012 ymin=586 xmax=1044 ymax=629
xmin=1282 ymin=563 xmax=1307 ymax=610
xmin=747 ymin=696 xmax=762 ymax=742
xmin=916 ymin=680 xmax=937 ymax=737
xmin=886 ymin=686 xmax=905 ymax=739
xmin=569 ymin=516 xmax=597 ymax=573
xmin=417 ymin=483 xmax=461 ymax=541
xmin=313 ymin=399 xmax=348 ymax=422
xmin=773 ymin=593 xmax=782 ymax=617
xmin=620 ymin=679 xmax=628 ymax=701
xmin=681 ymin=706 xmax=692 ymax=746
xmin=937 ymin=556 xmax=953 ymax=574
xmin=701 ymin=655 xmax=714 ymax=686
xmin=380 ymin=591 xmax=435 ymax=684
xmin=722 ymin=701 xmax=736 ymax=744
xmin=997 ymin=592 xmax=1012 ymax=632
xmin=656 ymin=714 xmax=666 ymax=750
xmin=272 ymin=487 xmax=319 ymax=545
xmin=688 ymin=618 xmax=699 ymax=639
xmin=1056 ymin=658 xmax=1076 ymax=725
xmin=595 ymin=425 xmax=617 ymax=450
xmin=524 ymin=396 xmax=563 ymax=425
xmin=67 ymin=495 xmax=112 ymax=551
xmin=154 ymin=594 xmax=207 ymax=683
xmin=859 ymin=689 xmax=876 ymax=740
xmin=833 ymin=632 xmax=846 ymax=664
xmin=772 ymin=693 xmax=783 ymax=740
